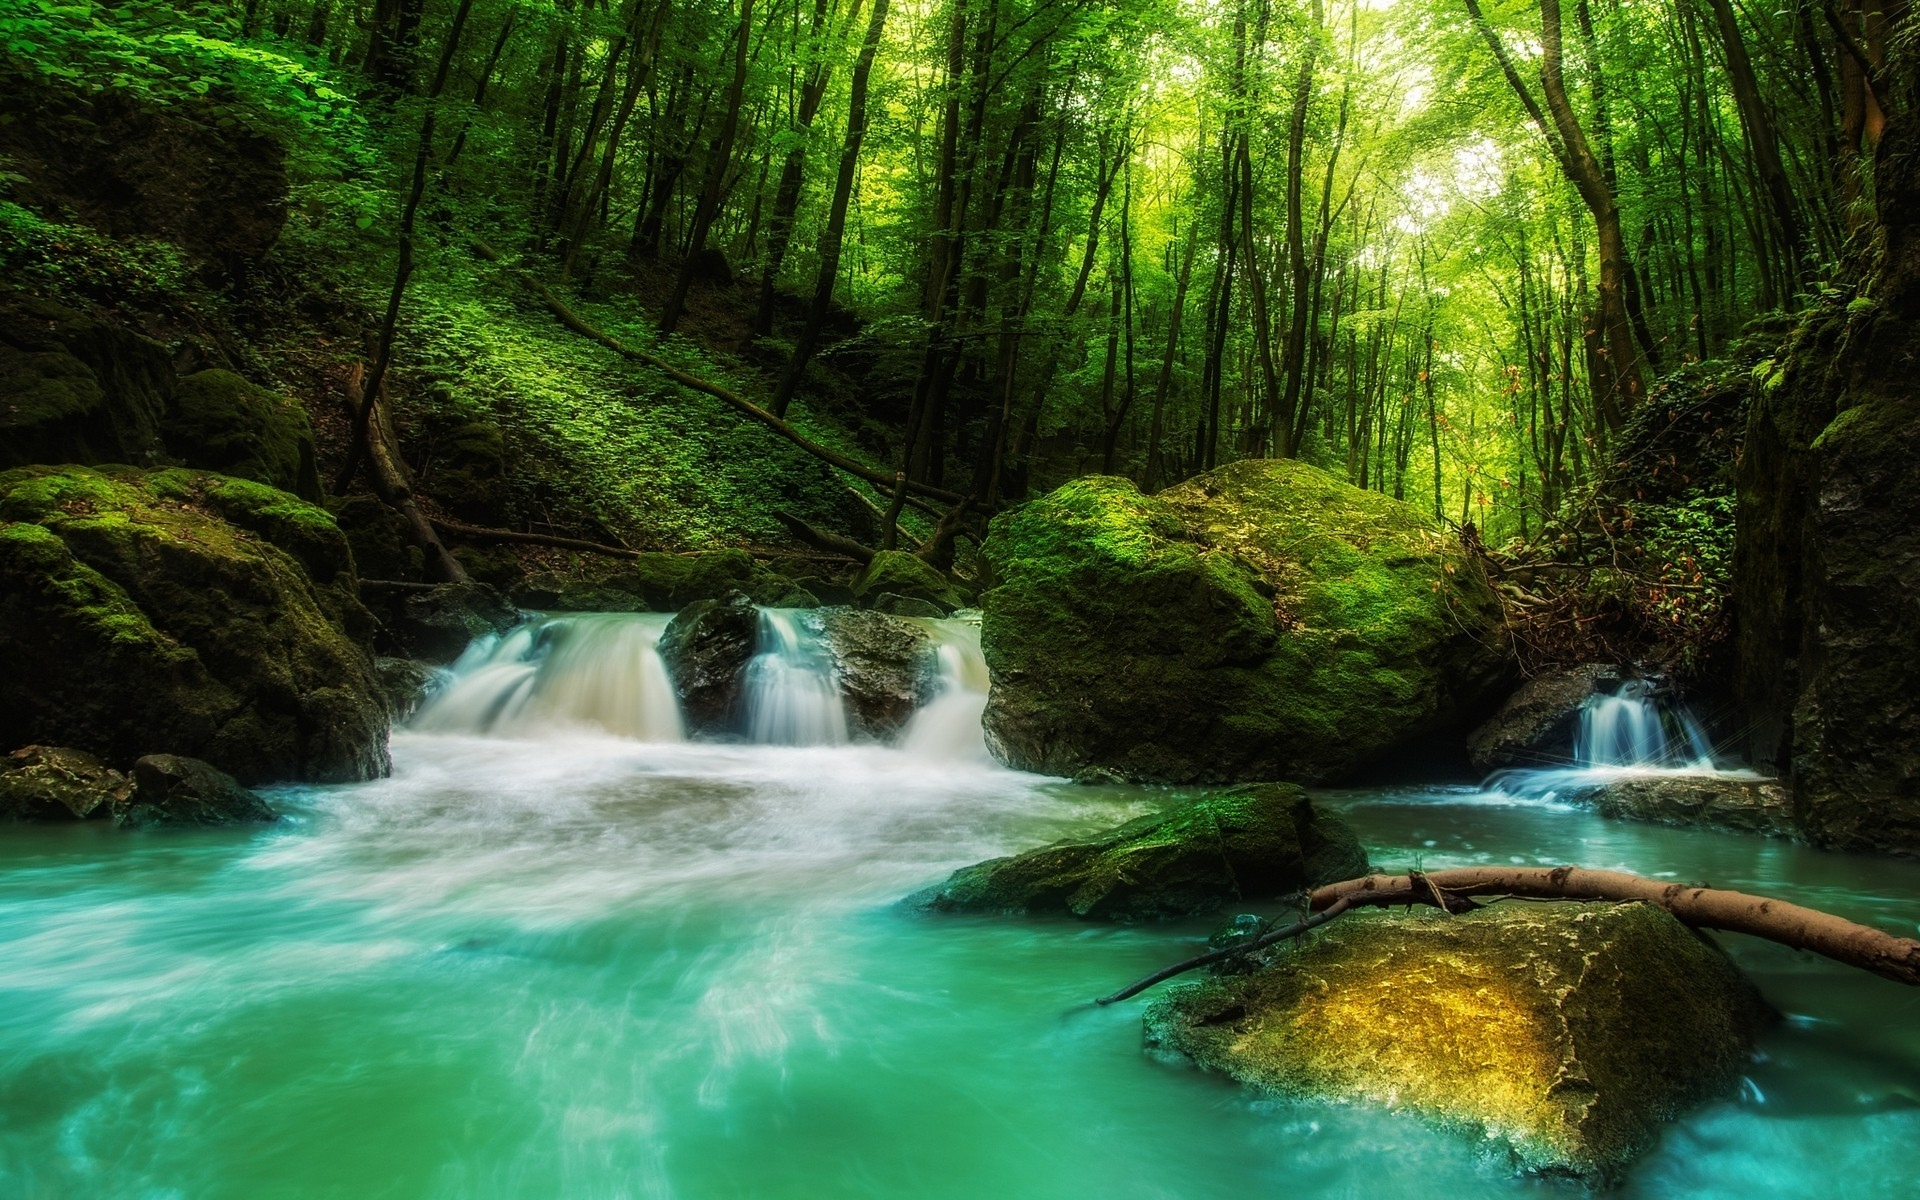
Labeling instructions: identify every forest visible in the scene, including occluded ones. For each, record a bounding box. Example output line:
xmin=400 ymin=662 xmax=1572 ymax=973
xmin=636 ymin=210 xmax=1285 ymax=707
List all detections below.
xmin=1 ymin=0 xmax=1917 ymax=1195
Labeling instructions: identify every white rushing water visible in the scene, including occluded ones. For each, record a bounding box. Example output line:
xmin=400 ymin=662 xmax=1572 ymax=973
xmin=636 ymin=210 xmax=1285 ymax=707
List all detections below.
xmin=901 ymin=618 xmax=992 ymax=762
xmin=1489 ymin=679 xmax=1758 ymax=803
xmin=743 ymin=609 xmax=851 ymax=746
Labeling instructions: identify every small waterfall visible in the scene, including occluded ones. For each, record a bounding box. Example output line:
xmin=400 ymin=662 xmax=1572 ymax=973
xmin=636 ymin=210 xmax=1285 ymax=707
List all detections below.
xmin=742 ymin=609 xmax=849 ymax=746
xmin=900 ymin=617 xmax=990 ymax=761
xmin=413 ymin=613 xmax=685 ymax=741
xmin=1574 ymin=680 xmax=1718 ymax=770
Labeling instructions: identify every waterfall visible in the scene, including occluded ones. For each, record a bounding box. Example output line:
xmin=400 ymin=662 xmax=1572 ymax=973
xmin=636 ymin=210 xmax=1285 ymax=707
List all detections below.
xmin=413 ymin=613 xmax=686 ymax=741
xmin=900 ymin=617 xmax=990 ymax=761
xmin=741 ymin=609 xmax=850 ymax=746
xmin=1573 ymin=680 xmax=1718 ymax=770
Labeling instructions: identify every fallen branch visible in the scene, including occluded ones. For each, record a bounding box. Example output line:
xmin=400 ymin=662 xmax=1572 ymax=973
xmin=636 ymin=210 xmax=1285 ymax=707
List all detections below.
xmin=916 ymin=497 xmax=975 ymax=571
xmin=473 ymin=238 xmax=970 ymax=507
xmin=1312 ymin=867 xmax=1920 ymax=987
xmin=345 ymin=365 xmax=468 ymax=584
xmin=1097 ymin=898 xmax=1353 ymax=1005
xmin=429 ymin=516 xmax=639 ymax=559
xmin=775 ymin=510 xmax=876 ymax=564
xmin=1098 ymin=866 xmax=1920 ymax=1003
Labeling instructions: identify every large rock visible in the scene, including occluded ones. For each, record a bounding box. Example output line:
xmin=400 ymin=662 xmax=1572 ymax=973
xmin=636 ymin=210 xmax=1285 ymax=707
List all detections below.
xmin=0 ymin=745 xmax=129 ymax=820
xmin=0 ymin=466 xmax=388 ymax=783
xmin=1733 ymin=94 xmax=1920 ymax=854
xmin=818 ymin=607 xmax=935 ymax=740
xmin=0 ymin=297 xmax=176 ymax=470
xmin=981 ymin=460 xmax=1511 ymax=783
xmin=1558 ymin=773 xmax=1797 ymax=840
xmin=1146 ymin=902 xmax=1773 ymax=1181
xmin=852 ymin=550 xmax=966 ymax=615
xmin=914 ymin=783 xmax=1369 ymax=921
xmin=121 ymin=753 xmax=275 ymax=827
xmin=162 ymin=369 xmax=322 ymax=501
xmin=1468 ymin=665 xmax=1626 ymax=769
xmin=389 ymin=581 xmax=520 ymax=665
xmin=658 ymin=594 xmax=759 ymax=735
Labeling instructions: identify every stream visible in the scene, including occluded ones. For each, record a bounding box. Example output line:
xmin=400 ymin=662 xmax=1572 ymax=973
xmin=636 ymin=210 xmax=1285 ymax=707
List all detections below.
xmin=1 ymin=614 xmax=1916 ymax=1198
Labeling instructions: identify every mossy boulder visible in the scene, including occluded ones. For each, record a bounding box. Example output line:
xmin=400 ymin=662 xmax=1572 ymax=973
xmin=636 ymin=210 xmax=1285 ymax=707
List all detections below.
xmin=374 ymin=657 xmax=442 ymax=724
xmin=423 ymin=418 xmax=509 ymax=524
xmin=853 ymin=550 xmax=966 ymax=614
xmin=658 ymin=594 xmax=760 ymax=735
xmin=1146 ymin=902 xmax=1773 ymax=1181
xmin=0 ymin=465 xmax=388 ymax=783
xmin=388 ymin=581 xmax=520 ymax=665
xmin=0 ymin=297 xmax=175 ymax=470
xmin=513 ymin=549 xmax=812 ymax=612
xmin=818 ymin=607 xmax=936 ymax=740
xmin=0 ymin=745 xmax=130 ymax=820
xmin=161 ymin=368 xmax=322 ymax=501
xmin=981 ymin=460 xmax=1511 ymax=783
xmin=121 ymin=753 xmax=275 ymax=827
xmin=914 ymin=783 xmax=1369 ymax=921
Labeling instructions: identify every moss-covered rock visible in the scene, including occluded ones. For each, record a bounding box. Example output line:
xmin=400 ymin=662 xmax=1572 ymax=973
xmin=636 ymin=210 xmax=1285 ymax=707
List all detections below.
xmin=1146 ymin=902 xmax=1772 ymax=1181
xmin=328 ymin=493 xmax=420 ymax=582
xmin=121 ymin=753 xmax=275 ymax=827
xmin=658 ymin=594 xmax=759 ymax=735
xmin=853 ymin=550 xmax=966 ymax=614
xmin=0 ymin=745 xmax=129 ymax=820
xmin=914 ymin=783 xmax=1368 ymax=921
xmin=0 ymin=465 xmax=388 ymax=783
xmin=374 ymin=657 xmax=441 ymax=724
xmin=818 ymin=608 xmax=936 ymax=740
xmin=424 ymin=418 xmax=509 ymax=524
xmin=388 ymin=581 xmax=520 ymax=665
xmin=0 ymin=297 xmax=175 ymax=470
xmin=981 ymin=460 xmax=1510 ymax=783
xmin=161 ymin=368 xmax=322 ymax=501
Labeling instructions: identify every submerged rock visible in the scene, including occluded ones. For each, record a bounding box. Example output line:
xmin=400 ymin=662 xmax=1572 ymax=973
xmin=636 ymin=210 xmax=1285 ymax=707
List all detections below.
xmin=1467 ymin=665 xmax=1626 ymax=769
xmin=0 ymin=465 xmax=389 ymax=783
xmin=0 ymin=745 xmax=130 ymax=820
xmin=981 ymin=460 xmax=1510 ymax=783
xmin=658 ymin=594 xmax=759 ymax=735
xmin=1559 ymin=774 xmax=1797 ymax=839
xmin=818 ymin=608 xmax=935 ymax=740
xmin=915 ymin=783 xmax=1368 ymax=921
xmin=121 ymin=754 xmax=275 ymax=827
xmin=1146 ymin=902 xmax=1773 ymax=1181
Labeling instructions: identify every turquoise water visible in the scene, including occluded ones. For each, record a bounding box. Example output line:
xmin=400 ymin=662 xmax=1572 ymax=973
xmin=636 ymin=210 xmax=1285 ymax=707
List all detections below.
xmin=2 ymin=734 xmax=1918 ymax=1198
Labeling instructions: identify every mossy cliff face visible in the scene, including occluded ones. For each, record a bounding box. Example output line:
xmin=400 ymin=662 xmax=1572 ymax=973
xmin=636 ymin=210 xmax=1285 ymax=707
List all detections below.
xmin=981 ymin=460 xmax=1510 ymax=782
xmin=0 ymin=465 xmax=388 ymax=783
xmin=1146 ymin=902 xmax=1772 ymax=1181
xmin=1735 ymin=107 xmax=1920 ymax=853
xmin=915 ymin=783 xmax=1368 ymax=921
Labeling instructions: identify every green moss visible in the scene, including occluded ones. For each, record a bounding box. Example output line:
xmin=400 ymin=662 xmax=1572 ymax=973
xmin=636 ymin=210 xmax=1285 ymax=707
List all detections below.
xmin=1146 ymin=902 xmax=1773 ymax=1181
xmin=852 ymin=550 xmax=966 ymax=612
xmin=162 ymin=369 xmax=321 ymax=500
xmin=981 ymin=460 xmax=1509 ymax=782
xmin=916 ymin=783 xmax=1368 ymax=921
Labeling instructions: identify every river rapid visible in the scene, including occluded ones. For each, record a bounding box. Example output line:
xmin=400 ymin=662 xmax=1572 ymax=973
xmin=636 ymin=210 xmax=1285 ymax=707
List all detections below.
xmin=1 ymin=617 xmax=1916 ymax=1198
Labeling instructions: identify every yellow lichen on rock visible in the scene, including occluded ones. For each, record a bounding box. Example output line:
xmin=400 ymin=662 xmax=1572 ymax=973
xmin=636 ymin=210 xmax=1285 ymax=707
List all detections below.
xmin=1146 ymin=901 xmax=1773 ymax=1180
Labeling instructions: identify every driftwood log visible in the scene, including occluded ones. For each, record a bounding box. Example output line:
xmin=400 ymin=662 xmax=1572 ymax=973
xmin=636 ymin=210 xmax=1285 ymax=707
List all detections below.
xmin=1099 ymin=866 xmax=1920 ymax=1004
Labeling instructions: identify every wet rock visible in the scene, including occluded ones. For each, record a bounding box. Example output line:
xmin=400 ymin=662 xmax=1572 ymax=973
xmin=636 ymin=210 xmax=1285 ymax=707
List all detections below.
xmin=391 ymin=581 xmax=520 ymax=664
xmin=120 ymin=754 xmax=275 ymax=827
xmin=658 ymin=594 xmax=759 ymax=735
xmin=374 ymin=657 xmax=441 ymax=724
xmin=1560 ymin=773 xmax=1798 ymax=839
xmin=818 ymin=608 xmax=935 ymax=740
xmin=1467 ymin=665 xmax=1627 ymax=769
xmin=870 ymin=593 xmax=944 ymax=619
xmin=0 ymin=745 xmax=129 ymax=821
xmin=914 ymin=783 xmax=1369 ymax=921
xmin=328 ymin=493 xmax=420 ymax=582
xmin=981 ymin=460 xmax=1512 ymax=783
xmin=0 ymin=466 xmax=388 ymax=784
xmin=853 ymin=551 xmax=966 ymax=614
xmin=1146 ymin=902 xmax=1773 ymax=1182
xmin=162 ymin=369 xmax=322 ymax=501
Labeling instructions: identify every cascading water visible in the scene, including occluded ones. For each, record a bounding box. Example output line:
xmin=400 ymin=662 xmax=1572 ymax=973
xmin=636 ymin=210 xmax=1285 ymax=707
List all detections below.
xmin=742 ymin=609 xmax=850 ymax=746
xmin=1575 ymin=679 xmax=1718 ymax=769
xmin=900 ymin=617 xmax=991 ymax=761
xmin=413 ymin=612 xmax=686 ymax=741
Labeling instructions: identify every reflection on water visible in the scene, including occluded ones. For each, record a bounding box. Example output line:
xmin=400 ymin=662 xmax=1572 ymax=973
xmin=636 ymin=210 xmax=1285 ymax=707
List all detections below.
xmin=0 ymin=736 xmax=1916 ymax=1198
